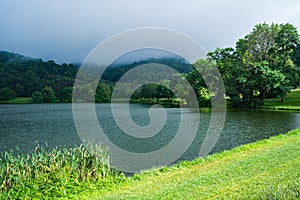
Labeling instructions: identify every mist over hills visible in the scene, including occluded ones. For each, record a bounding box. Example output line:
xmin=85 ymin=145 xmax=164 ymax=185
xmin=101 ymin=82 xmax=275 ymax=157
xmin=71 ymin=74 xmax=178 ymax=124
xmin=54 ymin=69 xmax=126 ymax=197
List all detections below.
xmin=0 ymin=50 xmax=193 ymax=101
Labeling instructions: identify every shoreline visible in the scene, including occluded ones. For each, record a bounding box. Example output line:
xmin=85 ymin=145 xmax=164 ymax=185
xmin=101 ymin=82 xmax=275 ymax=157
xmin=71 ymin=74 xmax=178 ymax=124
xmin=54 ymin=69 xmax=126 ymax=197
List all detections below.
xmin=1 ymin=128 xmax=300 ymax=199
xmin=95 ymin=128 xmax=300 ymax=199
xmin=1 ymin=99 xmax=300 ymax=113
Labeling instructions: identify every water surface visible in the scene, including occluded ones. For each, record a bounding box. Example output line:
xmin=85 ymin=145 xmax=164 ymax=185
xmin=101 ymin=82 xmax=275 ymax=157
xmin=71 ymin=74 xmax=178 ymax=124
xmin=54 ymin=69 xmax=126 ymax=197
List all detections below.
xmin=0 ymin=104 xmax=299 ymax=163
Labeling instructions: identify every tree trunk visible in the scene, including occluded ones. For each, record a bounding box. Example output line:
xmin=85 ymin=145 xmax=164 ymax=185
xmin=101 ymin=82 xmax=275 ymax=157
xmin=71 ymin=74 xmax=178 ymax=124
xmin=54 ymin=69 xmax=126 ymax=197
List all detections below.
xmin=259 ymin=87 xmax=264 ymax=101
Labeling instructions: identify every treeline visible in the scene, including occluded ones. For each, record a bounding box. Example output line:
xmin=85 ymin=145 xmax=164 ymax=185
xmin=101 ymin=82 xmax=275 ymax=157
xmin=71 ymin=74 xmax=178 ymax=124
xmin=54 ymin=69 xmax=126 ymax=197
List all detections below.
xmin=101 ymin=57 xmax=193 ymax=82
xmin=0 ymin=52 xmax=192 ymax=103
xmin=0 ymin=51 xmax=77 ymax=102
xmin=1 ymin=22 xmax=300 ymax=107
xmin=172 ymin=22 xmax=300 ymax=108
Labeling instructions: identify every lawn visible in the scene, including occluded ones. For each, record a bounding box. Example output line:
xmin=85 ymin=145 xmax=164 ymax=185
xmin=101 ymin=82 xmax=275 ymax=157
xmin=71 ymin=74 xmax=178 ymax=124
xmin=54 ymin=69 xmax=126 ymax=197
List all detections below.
xmin=85 ymin=129 xmax=300 ymax=200
xmin=0 ymin=97 xmax=33 ymax=104
xmin=261 ymin=88 xmax=300 ymax=111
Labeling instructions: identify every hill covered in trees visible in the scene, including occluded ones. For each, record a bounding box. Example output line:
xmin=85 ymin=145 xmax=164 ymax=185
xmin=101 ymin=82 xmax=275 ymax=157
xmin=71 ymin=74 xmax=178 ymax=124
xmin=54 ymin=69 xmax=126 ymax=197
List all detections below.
xmin=0 ymin=51 xmax=192 ymax=103
xmin=0 ymin=51 xmax=77 ymax=102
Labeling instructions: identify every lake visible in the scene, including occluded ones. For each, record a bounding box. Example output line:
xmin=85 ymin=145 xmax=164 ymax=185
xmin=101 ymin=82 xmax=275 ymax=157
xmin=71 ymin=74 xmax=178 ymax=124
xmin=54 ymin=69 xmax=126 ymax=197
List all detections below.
xmin=0 ymin=103 xmax=300 ymax=164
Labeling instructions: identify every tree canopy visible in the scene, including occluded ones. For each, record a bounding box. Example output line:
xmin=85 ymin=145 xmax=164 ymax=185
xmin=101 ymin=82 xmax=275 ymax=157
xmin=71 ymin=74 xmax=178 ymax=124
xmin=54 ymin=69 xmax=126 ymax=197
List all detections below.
xmin=208 ymin=22 xmax=300 ymax=107
xmin=0 ymin=52 xmax=192 ymax=103
xmin=0 ymin=51 xmax=77 ymax=102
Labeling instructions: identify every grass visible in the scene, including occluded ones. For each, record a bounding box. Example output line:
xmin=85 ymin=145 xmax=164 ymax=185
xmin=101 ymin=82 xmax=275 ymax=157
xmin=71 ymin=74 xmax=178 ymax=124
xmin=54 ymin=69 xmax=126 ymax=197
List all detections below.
xmin=0 ymin=143 xmax=126 ymax=199
xmin=261 ymin=88 xmax=300 ymax=111
xmin=0 ymin=97 xmax=33 ymax=104
xmin=0 ymin=131 xmax=299 ymax=199
xmin=88 ymin=128 xmax=300 ymax=200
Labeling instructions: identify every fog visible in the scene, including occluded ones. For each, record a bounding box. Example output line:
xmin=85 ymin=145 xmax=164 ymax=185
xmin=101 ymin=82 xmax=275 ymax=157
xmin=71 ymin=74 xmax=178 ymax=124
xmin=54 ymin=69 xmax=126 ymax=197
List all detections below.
xmin=0 ymin=0 xmax=299 ymax=63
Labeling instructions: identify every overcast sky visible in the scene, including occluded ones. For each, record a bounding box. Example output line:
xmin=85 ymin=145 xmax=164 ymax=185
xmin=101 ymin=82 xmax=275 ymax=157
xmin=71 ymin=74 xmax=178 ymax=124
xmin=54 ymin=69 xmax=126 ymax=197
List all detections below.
xmin=1 ymin=0 xmax=300 ymax=64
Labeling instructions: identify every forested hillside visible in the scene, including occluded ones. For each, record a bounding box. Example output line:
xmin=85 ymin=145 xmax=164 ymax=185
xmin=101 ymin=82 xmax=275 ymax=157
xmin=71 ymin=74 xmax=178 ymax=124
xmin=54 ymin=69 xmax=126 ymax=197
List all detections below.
xmin=0 ymin=51 xmax=77 ymax=102
xmin=0 ymin=51 xmax=192 ymax=103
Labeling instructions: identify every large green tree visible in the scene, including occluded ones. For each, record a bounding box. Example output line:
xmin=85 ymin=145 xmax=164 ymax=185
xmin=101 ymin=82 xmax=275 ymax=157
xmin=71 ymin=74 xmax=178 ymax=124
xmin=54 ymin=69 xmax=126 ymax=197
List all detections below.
xmin=95 ymin=81 xmax=112 ymax=103
xmin=185 ymin=59 xmax=215 ymax=106
xmin=209 ymin=22 xmax=300 ymax=107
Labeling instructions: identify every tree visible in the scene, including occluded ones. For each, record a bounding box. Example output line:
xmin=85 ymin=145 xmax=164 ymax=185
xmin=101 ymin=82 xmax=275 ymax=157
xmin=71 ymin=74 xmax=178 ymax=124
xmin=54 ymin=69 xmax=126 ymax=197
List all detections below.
xmin=185 ymin=59 xmax=220 ymax=106
xmin=32 ymin=91 xmax=43 ymax=103
xmin=275 ymin=23 xmax=300 ymax=62
xmin=0 ymin=51 xmax=78 ymax=100
xmin=293 ymin=45 xmax=300 ymax=66
xmin=59 ymin=87 xmax=73 ymax=103
xmin=208 ymin=22 xmax=300 ymax=107
xmin=0 ymin=87 xmax=16 ymax=101
xmin=273 ymin=23 xmax=300 ymax=97
xmin=185 ymin=61 xmax=206 ymax=99
xmin=155 ymin=80 xmax=174 ymax=99
xmin=141 ymin=84 xmax=158 ymax=99
xmin=244 ymin=23 xmax=279 ymax=62
xmin=252 ymin=61 xmax=285 ymax=101
xmin=41 ymin=86 xmax=56 ymax=103
xmin=95 ymin=82 xmax=112 ymax=103
xmin=20 ymin=71 xmax=42 ymax=97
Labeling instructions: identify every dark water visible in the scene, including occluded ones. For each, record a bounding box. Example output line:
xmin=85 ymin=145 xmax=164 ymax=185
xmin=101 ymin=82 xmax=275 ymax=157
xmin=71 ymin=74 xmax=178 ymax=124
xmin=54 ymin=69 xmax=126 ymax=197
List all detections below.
xmin=0 ymin=104 xmax=300 ymax=162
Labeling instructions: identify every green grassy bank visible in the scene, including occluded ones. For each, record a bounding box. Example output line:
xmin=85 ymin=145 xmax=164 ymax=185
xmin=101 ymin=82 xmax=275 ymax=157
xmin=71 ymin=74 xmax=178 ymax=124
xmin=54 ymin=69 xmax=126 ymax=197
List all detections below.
xmin=90 ymin=129 xmax=300 ymax=200
xmin=261 ymin=88 xmax=300 ymax=111
xmin=1 ymin=129 xmax=300 ymax=199
xmin=0 ymin=97 xmax=33 ymax=104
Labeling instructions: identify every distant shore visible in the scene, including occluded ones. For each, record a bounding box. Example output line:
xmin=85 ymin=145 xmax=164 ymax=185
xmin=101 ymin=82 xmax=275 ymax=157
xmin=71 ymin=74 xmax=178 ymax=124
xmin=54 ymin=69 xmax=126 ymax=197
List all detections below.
xmin=1 ymin=89 xmax=300 ymax=112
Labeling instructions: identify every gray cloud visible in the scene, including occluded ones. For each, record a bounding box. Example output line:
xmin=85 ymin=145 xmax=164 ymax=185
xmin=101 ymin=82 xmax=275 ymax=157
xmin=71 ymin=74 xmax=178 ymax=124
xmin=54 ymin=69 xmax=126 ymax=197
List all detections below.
xmin=0 ymin=0 xmax=299 ymax=63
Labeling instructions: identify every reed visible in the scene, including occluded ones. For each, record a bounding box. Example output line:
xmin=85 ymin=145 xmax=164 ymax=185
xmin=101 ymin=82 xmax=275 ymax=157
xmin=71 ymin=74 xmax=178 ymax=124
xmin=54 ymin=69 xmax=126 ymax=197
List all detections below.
xmin=0 ymin=143 xmax=125 ymax=199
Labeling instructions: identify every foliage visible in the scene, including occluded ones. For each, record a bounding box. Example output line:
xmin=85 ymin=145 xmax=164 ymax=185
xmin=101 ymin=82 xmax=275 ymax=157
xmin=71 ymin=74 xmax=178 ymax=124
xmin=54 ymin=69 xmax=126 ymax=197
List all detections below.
xmin=131 ymin=82 xmax=175 ymax=100
xmin=96 ymin=81 xmax=112 ymax=103
xmin=59 ymin=86 xmax=73 ymax=102
xmin=102 ymin=57 xmax=193 ymax=82
xmin=209 ymin=22 xmax=300 ymax=107
xmin=0 ymin=87 xmax=16 ymax=101
xmin=185 ymin=59 xmax=217 ymax=107
xmin=41 ymin=86 xmax=56 ymax=103
xmin=31 ymin=91 xmax=43 ymax=103
xmin=0 ymin=51 xmax=77 ymax=101
xmin=31 ymin=86 xmax=57 ymax=103
xmin=1 ymin=22 xmax=299 ymax=108
xmin=0 ymin=51 xmax=194 ymax=104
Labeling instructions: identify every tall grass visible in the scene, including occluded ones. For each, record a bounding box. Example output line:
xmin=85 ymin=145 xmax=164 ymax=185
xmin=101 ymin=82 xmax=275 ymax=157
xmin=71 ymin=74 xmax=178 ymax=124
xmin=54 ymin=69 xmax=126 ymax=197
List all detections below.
xmin=0 ymin=143 xmax=126 ymax=199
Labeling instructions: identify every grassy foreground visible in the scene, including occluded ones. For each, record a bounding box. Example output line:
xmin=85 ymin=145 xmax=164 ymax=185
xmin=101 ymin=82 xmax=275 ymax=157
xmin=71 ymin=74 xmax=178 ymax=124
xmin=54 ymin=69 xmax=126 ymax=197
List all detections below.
xmin=1 ymin=130 xmax=300 ymax=199
xmin=88 ymin=129 xmax=300 ymax=200
xmin=0 ymin=144 xmax=126 ymax=200
xmin=261 ymin=88 xmax=300 ymax=111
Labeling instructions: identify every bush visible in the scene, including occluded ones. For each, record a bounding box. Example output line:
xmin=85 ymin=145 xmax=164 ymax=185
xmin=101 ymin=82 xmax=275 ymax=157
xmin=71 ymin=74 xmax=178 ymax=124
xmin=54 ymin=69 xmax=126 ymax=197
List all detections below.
xmin=0 ymin=87 xmax=16 ymax=101
xmin=32 ymin=91 xmax=43 ymax=103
